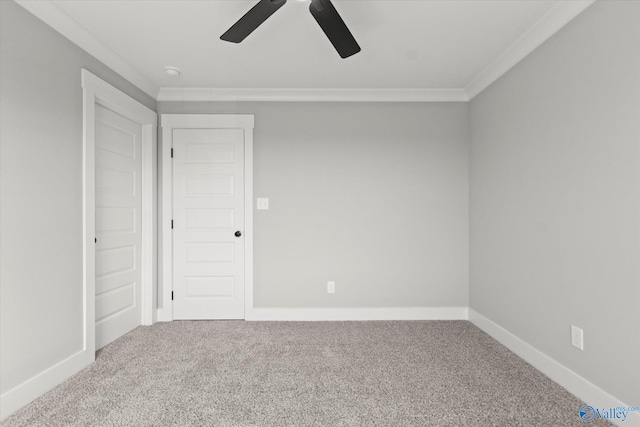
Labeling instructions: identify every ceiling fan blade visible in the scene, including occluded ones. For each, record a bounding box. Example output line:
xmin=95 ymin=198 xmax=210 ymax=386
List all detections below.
xmin=221 ymin=0 xmax=287 ymax=43
xmin=309 ymin=0 xmax=360 ymax=58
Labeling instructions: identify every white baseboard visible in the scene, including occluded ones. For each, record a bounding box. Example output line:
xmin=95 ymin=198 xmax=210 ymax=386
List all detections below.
xmin=469 ymin=309 xmax=637 ymax=427
xmin=0 ymin=349 xmax=89 ymax=421
xmin=6 ymin=309 xmax=633 ymax=426
xmin=156 ymin=307 xmax=173 ymax=322
xmin=246 ymin=306 xmax=468 ymax=321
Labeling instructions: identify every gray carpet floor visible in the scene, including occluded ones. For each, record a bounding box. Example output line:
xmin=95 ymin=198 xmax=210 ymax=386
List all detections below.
xmin=2 ymin=321 xmax=613 ymax=427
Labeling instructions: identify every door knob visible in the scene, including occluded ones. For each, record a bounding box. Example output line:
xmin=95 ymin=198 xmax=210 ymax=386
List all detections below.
xmin=235 ymin=231 xmax=242 ymax=237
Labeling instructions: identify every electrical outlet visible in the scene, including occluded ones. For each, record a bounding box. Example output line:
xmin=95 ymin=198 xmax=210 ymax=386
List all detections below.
xmin=327 ymin=281 xmax=335 ymax=294
xmin=571 ymin=325 xmax=584 ymax=350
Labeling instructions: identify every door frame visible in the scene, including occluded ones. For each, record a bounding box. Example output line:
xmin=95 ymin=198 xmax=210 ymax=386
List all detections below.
xmin=159 ymin=114 xmax=254 ymax=321
xmin=82 ymin=69 xmax=157 ymax=363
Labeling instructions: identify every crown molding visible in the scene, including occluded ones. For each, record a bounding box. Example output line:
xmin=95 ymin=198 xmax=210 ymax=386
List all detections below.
xmin=16 ymin=0 xmax=595 ymax=103
xmin=15 ymin=0 xmax=159 ymax=99
xmin=465 ymin=0 xmax=596 ymax=100
xmin=157 ymin=87 xmax=469 ymax=103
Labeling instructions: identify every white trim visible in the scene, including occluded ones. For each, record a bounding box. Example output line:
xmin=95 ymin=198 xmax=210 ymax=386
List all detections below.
xmin=243 ymin=126 xmax=255 ymax=321
xmin=15 ymin=0 xmax=594 ymax=103
xmin=161 ymin=114 xmax=255 ymax=129
xmin=466 ymin=0 xmax=596 ymax=99
xmin=15 ymin=0 xmax=158 ymax=99
xmin=82 ymin=73 xmax=97 ymax=364
xmin=156 ymin=88 xmax=469 ymax=103
xmin=157 ymin=118 xmax=174 ymax=322
xmin=140 ymin=114 xmax=158 ymax=326
xmin=82 ymin=69 xmax=157 ymax=352
xmin=160 ymin=114 xmax=255 ymax=321
xmin=468 ymin=309 xmax=635 ymax=427
xmin=247 ymin=307 xmax=468 ymax=321
xmin=0 ymin=350 xmax=86 ymax=420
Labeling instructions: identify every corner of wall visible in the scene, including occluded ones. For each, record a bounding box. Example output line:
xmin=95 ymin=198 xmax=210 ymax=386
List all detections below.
xmin=468 ymin=309 xmax=636 ymax=427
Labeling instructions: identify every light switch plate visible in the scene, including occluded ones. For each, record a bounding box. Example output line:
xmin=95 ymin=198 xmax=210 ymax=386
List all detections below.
xmin=257 ymin=198 xmax=269 ymax=210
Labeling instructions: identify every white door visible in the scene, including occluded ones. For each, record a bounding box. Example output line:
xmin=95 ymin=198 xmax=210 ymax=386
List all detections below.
xmin=95 ymin=104 xmax=142 ymax=348
xmin=172 ymin=128 xmax=245 ymax=319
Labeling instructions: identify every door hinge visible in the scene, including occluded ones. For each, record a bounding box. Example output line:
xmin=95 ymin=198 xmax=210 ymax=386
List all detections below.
xmin=171 ymin=220 xmax=174 ymax=229
xmin=171 ymin=291 xmax=174 ymax=301
xmin=171 ymin=148 xmax=174 ymax=158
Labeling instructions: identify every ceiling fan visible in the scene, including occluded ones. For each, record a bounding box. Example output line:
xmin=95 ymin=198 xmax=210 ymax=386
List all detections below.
xmin=220 ymin=0 xmax=361 ymax=59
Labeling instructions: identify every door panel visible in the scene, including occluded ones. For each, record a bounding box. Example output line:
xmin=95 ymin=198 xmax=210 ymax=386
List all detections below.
xmin=95 ymin=104 xmax=142 ymax=348
xmin=173 ymin=129 xmax=245 ymax=319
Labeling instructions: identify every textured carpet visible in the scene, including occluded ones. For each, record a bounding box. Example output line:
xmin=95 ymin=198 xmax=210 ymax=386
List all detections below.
xmin=2 ymin=321 xmax=613 ymax=427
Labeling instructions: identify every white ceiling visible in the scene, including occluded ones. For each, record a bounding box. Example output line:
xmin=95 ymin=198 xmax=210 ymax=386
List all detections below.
xmin=16 ymin=0 xmax=595 ymax=101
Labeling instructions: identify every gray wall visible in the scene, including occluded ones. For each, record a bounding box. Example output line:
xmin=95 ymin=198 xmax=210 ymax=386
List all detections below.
xmin=4 ymin=0 xmax=636 ymax=414
xmin=159 ymin=102 xmax=469 ymax=308
xmin=0 ymin=1 xmax=157 ymax=395
xmin=469 ymin=0 xmax=640 ymax=405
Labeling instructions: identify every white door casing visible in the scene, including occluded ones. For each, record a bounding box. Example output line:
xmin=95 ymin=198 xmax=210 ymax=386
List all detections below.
xmin=95 ymin=105 xmax=142 ymax=348
xmin=160 ymin=115 xmax=254 ymax=321
xmin=82 ymin=69 xmax=156 ymax=364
